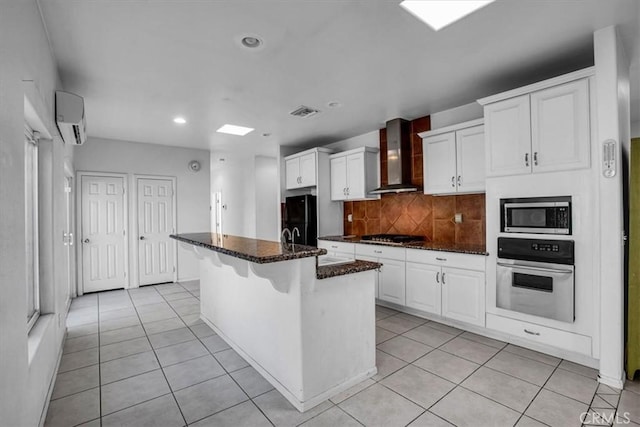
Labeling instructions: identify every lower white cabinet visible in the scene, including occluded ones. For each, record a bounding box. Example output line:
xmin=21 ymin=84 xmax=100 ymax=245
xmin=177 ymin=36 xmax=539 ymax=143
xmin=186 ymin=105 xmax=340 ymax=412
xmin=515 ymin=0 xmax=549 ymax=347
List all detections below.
xmin=405 ymin=249 xmax=486 ymax=327
xmin=378 ymin=258 xmax=406 ymax=306
xmin=406 ymin=262 xmax=441 ymax=315
xmin=355 ymin=244 xmax=406 ymax=303
xmin=441 ymin=267 xmax=485 ymax=327
xmin=317 ymin=240 xmax=355 ymax=257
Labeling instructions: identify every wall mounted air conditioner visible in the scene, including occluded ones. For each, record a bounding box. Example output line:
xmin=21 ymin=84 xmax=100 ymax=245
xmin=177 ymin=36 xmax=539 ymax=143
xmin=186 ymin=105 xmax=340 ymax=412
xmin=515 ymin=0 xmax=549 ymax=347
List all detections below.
xmin=55 ymin=91 xmax=87 ymax=145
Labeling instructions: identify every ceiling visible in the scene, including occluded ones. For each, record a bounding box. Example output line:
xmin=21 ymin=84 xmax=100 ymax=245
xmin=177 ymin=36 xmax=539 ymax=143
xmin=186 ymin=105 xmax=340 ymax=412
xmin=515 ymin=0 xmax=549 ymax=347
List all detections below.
xmin=39 ymin=0 xmax=640 ymax=156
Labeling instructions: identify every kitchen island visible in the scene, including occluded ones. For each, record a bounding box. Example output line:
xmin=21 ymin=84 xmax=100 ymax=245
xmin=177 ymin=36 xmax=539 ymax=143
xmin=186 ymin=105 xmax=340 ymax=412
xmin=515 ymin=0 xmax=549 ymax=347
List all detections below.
xmin=171 ymin=233 xmax=380 ymax=412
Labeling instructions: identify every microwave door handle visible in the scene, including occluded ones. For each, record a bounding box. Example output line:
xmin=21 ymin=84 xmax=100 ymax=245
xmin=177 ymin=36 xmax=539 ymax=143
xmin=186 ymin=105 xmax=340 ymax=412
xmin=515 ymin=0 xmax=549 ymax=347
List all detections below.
xmin=496 ymin=262 xmax=573 ymax=274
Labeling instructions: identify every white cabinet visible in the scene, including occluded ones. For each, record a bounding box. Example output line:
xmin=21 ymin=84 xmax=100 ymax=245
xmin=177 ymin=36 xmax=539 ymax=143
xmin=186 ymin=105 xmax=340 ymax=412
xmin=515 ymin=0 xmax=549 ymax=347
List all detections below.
xmin=480 ymin=77 xmax=590 ymax=177
xmin=356 ymin=244 xmax=405 ymax=305
xmin=420 ymin=120 xmax=485 ymax=195
xmin=530 ymin=79 xmax=590 ymax=173
xmin=317 ymin=240 xmax=355 ymax=258
xmin=405 ymin=249 xmax=486 ymax=327
xmin=329 ymin=147 xmax=379 ymax=201
xmin=285 ymin=151 xmax=317 ymax=189
xmin=406 ymin=262 xmax=441 ymax=315
xmin=441 ymin=267 xmax=485 ymax=326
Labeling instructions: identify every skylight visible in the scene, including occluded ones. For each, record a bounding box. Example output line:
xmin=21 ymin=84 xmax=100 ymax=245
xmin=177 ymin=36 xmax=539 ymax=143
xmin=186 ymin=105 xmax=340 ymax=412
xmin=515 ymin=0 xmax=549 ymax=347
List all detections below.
xmin=216 ymin=124 xmax=254 ymax=136
xmin=399 ymin=0 xmax=495 ymax=31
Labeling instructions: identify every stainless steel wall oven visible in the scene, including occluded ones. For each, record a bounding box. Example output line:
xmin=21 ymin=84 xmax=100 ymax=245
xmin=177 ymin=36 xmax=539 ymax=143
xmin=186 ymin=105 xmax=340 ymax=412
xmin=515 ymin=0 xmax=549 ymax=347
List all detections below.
xmin=496 ymin=237 xmax=575 ymax=323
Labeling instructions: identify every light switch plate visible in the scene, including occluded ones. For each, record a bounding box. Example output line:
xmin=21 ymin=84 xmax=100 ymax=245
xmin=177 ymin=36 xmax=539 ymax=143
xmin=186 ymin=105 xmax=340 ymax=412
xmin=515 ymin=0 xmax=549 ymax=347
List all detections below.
xmin=454 ymin=213 xmax=463 ymax=223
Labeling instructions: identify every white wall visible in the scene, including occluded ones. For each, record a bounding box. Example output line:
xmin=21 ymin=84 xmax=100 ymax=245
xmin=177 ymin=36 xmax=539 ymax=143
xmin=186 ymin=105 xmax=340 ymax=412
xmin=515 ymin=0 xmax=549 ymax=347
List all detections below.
xmin=0 ymin=1 xmax=74 ymax=425
xmin=210 ymin=153 xmax=280 ymax=240
xmin=74 ymin=137 xmax=210 ymax=283
xmin=430 ymin=102 xmax=484 ymax=129
xmin=324 ymin=130 xmax=379 ymax=153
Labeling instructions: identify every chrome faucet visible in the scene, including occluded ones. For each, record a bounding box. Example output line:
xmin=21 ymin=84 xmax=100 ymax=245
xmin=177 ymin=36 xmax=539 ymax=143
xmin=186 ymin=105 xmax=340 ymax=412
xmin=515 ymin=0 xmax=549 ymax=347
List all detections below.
xmin=292 ymin=227 xmax=300 ymax=243
xmin=281 ymin=228 xmax=292 ymax=245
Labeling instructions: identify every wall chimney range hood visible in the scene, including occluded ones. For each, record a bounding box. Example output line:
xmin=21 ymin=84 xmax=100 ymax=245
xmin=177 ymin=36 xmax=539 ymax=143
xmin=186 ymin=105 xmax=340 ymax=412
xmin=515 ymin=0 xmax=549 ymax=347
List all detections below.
xmin=370 ymin=118 xmax=420 ymax=194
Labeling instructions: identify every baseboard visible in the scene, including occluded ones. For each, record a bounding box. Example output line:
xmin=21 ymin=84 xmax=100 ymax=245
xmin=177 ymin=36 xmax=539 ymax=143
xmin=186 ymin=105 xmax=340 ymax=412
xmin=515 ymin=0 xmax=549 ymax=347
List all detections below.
xmin=598 ymin=373 xmax=625 ymax=390
xmin=201 ymin=316 xmax=376 ymax=412
xmin=38 ymin=330 xmax=67 ymax=427
xmin=375 ymin=300 xmax=600 ymax=369
xmin=177 ymin=276 xmax=199 ymax=283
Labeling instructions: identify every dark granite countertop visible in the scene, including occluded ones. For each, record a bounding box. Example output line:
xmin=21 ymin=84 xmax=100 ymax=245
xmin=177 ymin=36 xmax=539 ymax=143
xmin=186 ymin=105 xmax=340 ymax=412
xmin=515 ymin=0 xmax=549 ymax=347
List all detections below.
xmin=171 ymin=233 xmax=326 ymax=264
xmin=316 ymin=260 xmax=382 ymax=280
xmin=318 ymin=235 xmax=487 ymax=256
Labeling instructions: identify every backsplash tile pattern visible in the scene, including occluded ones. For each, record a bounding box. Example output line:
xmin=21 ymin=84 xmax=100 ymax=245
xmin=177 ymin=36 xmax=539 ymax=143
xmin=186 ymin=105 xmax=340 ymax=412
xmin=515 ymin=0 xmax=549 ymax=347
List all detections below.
xmin=345 ymin=113 xmax=485 ymax=246
xmin=344 ymin=193 xmax=485 ymax=245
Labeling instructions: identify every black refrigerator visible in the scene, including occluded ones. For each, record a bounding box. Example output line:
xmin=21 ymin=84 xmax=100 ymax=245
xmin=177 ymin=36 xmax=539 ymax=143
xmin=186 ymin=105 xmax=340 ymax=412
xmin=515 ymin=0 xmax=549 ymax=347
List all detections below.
xmin=284 ymin=195 xmax=317 ymax=246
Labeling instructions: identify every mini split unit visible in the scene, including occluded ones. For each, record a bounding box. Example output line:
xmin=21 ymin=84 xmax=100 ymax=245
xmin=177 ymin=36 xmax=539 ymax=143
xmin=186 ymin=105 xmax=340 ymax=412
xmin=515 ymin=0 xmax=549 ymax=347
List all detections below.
xmin=55 ymin=91 xmax=87 ymax=145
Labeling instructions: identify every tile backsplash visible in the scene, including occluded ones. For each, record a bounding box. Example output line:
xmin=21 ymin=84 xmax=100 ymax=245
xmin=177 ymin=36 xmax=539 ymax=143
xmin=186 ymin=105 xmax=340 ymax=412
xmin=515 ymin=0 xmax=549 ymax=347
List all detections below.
xmin=343 ymin=193 xmax=485 ymax=245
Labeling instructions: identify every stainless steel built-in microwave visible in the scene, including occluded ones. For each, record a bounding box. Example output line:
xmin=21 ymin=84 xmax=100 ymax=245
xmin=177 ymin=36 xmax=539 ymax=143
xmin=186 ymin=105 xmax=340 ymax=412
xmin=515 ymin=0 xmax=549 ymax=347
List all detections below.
xmin=501 ymin=196 xmax=571 ymax=235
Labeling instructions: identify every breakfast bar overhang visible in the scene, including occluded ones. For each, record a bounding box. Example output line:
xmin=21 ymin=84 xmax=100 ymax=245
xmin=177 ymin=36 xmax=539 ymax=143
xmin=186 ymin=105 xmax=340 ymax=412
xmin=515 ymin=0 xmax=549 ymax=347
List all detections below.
xmin=171 ymin=233 xmax=380 ymax=412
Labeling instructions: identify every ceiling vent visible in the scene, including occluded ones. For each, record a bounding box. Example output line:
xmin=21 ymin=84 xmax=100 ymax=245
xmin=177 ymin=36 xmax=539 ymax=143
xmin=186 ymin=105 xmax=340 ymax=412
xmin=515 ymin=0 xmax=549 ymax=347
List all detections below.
xmin=289 ymin=105 xmax=320 ymax=118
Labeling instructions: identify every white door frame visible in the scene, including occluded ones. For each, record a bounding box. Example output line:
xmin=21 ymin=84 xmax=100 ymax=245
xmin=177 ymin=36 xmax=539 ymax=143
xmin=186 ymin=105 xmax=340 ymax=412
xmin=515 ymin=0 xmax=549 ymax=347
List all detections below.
xmin=76 ymin=171 xmax=130 ymax=295
xmin=64 ymin=161 xmax=76 ymax=304
xmin=133 ymin=174 xmax=178 ymax=287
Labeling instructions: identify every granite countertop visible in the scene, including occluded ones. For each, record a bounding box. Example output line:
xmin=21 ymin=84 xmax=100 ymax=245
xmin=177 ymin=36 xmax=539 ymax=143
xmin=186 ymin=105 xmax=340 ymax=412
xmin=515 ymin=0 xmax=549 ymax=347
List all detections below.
xmin=318 ymin=235 xmax=488 ymax=256
xmin=171 ymin=233 xmax=326 ymax=264
xmin=316 ymin=260 xmax=382 ymax=280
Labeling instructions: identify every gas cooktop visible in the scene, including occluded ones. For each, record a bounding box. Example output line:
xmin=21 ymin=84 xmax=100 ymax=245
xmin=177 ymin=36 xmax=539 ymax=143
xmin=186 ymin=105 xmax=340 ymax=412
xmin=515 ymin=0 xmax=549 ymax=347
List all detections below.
xmin=360 ymin=234 xmax=425 ymax=245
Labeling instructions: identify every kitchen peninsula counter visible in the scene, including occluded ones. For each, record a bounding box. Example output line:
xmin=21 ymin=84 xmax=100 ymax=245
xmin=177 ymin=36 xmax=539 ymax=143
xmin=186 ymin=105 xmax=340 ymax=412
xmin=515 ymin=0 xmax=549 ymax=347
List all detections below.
xmin=318 ymin=235 xmax=488 ymax=255
xmin=172 ymin=233 xmax=377 ymax=412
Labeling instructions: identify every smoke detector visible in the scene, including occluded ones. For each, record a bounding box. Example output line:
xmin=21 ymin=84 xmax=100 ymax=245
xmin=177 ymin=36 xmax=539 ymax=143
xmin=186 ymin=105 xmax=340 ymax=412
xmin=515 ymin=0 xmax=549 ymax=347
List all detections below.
xmin=289 ymin=105 xmax=320 ymax=118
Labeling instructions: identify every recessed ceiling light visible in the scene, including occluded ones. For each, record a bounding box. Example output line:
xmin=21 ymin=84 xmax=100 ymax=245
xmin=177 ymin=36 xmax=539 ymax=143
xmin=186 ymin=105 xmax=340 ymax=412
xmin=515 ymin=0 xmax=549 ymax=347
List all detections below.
xmin=173 ymin=116 xmax=187 ymax=124
xmin=399 ymin=0 xmax=495 ymax=31
xmin=216 ymin=124 xmax=254 ymax=136
xmin=241 ymin=35 xmax=262 ymax=49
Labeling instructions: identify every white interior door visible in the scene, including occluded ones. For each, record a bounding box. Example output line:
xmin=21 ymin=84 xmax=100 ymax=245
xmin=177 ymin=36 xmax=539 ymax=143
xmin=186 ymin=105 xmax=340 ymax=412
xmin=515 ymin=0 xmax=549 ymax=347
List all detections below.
xmin=81 ymin=175 xmax=127 ymax=293
xmin=138 ymin=178 xmax=175 ymax=286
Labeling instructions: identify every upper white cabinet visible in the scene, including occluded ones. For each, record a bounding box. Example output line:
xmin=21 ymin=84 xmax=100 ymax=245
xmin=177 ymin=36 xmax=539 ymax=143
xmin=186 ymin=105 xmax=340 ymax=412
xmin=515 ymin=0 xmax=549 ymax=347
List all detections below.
xmin=330 ymin=147 xmax=379 ymax=201
xmin=420 ymin=119 xmax=485 ymax=195
xmin=479 ymin=73 xmax=591 ymax=177
xmin=285 ymin=151 xmax=317 ymax=189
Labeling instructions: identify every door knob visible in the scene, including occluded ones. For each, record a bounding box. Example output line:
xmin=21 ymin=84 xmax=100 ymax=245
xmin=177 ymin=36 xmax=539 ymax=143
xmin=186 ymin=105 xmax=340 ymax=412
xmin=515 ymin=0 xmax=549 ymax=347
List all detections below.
xmin=83 ymin=238 xmax=90 ymax=243
xmin=139 ymin=236 xmax=146 ymax=240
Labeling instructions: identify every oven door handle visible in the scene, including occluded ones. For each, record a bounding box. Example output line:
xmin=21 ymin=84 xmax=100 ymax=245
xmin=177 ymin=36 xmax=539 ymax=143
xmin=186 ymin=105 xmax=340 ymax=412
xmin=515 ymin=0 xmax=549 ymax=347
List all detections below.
xmin=497 ymin=262 xmax=573 ymax=274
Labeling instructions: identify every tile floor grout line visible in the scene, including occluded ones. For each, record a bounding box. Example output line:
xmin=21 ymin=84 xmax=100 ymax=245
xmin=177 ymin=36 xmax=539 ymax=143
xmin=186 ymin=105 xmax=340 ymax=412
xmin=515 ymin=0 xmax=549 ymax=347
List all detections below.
xmin=157 ymin=282 xmax=262 ymax=427
xmin=512 ymin=361 xmax=562 ymax=427
xmin=161 ymin=283 xmax=278 ymax=427
xmin=125 ymin=285 xmax=190 ymax=427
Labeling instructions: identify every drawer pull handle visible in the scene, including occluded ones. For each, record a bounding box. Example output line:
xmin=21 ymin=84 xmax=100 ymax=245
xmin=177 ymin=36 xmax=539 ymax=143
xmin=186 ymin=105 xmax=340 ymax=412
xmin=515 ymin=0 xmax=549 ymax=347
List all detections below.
xmin=524 ymin=329 xmax=540 ymax=336
xmin=331 ymin=245 xmax=338 ymax=249
xmin=374 ymin=250 xmax=382 ymax=254
xmin=436 ymin=257 xmax=447 ymax=261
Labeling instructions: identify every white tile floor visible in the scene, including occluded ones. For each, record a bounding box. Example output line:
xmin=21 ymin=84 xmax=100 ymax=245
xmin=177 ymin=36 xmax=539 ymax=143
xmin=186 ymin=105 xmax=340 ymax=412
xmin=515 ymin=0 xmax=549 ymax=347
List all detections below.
xmin=45 ymin=280 xmax=640 ymax=427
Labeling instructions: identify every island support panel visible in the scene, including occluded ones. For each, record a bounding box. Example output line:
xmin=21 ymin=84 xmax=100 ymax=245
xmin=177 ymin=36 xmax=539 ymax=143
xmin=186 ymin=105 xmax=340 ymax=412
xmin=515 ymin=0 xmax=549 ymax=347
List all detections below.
xmin=196 ymin=250 xmax=376 ymax=412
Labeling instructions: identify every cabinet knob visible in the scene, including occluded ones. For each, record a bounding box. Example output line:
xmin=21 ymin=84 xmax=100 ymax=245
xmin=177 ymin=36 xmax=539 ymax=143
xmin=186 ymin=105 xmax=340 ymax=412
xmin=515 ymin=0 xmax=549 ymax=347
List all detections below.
xmin=83 ymin=238 xmax=90 ymax=243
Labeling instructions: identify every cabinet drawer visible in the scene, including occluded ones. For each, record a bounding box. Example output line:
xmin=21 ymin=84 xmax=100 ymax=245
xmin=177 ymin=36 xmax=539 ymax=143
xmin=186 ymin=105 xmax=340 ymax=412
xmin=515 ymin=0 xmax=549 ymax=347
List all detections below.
xmin=486 ymin=313 xmax=591 ymax=356
xmin=406 ymin=249 xmax=485 ymax=271
xmin=318 ymin=240 xmax=355 ymax=255
xmin=356 ymin=244 xmax=405 ymax=261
